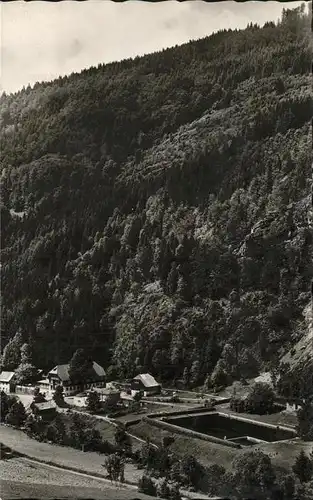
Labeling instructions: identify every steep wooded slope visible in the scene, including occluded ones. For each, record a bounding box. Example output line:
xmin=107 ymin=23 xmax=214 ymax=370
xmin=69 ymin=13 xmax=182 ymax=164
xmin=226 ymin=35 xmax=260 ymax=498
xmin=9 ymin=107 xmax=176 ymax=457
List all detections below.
xmin=1 ymin=7 xmax=312 ymax=389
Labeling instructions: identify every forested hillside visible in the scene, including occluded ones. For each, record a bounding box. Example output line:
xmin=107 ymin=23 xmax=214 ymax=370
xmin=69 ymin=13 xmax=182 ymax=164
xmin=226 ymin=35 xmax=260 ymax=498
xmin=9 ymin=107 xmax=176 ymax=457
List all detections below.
xmin=1 ymin=6 xmax=312 ymax=390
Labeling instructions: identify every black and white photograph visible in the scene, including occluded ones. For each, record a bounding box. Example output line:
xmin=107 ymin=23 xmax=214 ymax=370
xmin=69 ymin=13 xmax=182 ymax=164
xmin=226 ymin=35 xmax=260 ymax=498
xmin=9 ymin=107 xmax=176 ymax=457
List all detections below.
xmin=0 ymin=1 xmax=312 ymax=499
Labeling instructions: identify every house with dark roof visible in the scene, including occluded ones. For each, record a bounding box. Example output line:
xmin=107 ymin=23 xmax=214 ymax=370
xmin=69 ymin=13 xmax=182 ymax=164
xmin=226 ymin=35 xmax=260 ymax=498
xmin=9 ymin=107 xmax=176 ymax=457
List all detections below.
xmin=131 ymin=373 xmax=161 ymax=397
xmin=0 ymin=371 xmax=16 ymax=393
xmin=30 ymin=400 xmax=57 ymax=422
xmin=47 ymin=361 xmax=106 ymax=396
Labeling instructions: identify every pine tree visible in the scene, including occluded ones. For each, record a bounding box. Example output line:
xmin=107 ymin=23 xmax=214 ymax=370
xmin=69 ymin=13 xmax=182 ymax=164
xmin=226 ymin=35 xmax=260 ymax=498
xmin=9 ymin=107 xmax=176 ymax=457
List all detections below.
xmin=292 ymin=451 xmax=313 ymax=483
xmin=15 ymin=362 xmax=38 ymax=385
xmin=0 ymin=391 xmax=16 ymax=422
xmin=296 ymin=400 xmax=313 ymax=440
xmin=20 ymin=343 xmax=32 ymax=364
xmin=68 ymin=349 xmax=93 ymax=381
xmin=15 ymin=341 xmax=37 ymax=385
xmin=282 ymin=474 xmax=296 ymax=500
xmin=182 ymin=367 xmax=189 ymax=387
xmin=2 ymin=331 xmax=23 ymax=370
xmin=53 ymin=384 xmax=65 ymax=406
xmin=86 ymin=390 xmax=101 ymax=413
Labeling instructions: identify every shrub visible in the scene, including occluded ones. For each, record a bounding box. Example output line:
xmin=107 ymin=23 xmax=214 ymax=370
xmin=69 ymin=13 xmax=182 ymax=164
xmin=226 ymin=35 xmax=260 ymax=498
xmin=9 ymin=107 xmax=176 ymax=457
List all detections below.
xmin=244 ymin=383 xmax=275 ymax=414
xmin=230 ymin=396 xmax=245 ymax=412
xmin=138 ymin=474 xmax=157 ymax=496
xmin=103 ymin=453 xmax=125 ymax=482
xmin=5 ymin=400 xmax=26 ymax=427
xmin=157 ymin=479 xmax=171 ymax=498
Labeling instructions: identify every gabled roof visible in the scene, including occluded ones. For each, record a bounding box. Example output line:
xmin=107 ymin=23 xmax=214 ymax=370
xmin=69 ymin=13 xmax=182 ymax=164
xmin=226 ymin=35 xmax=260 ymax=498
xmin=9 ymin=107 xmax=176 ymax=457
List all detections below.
xmin=48 ymin=364 xmax=70 ymax=382
xmin=38 ymin=379 xmax=50 ymax=385
xmin=133 ymin=373 xmax=160 ymax=388
xmin=48 ymin=361 xmax=105 ymax=382
xmin=0 ymin=371 xmax=16 ymax=383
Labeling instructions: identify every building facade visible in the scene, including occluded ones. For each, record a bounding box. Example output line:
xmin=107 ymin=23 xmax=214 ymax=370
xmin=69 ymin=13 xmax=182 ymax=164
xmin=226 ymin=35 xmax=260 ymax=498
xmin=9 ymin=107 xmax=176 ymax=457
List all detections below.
xmin=0 ymin=371 xmax=16 ymax=393
xmin=30 ymin=400 xmax=57 ymax=422
xmin=47 ymin=361 xmax=106 ymax=396
xmin=131 ymin=373 xmax=161 ymax=397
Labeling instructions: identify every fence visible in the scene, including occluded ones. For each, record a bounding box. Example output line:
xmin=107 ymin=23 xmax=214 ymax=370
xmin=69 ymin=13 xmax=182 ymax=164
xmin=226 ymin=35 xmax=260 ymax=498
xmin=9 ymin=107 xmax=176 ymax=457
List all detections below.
xmin=15 ymin=385 xmax=36 ymax=395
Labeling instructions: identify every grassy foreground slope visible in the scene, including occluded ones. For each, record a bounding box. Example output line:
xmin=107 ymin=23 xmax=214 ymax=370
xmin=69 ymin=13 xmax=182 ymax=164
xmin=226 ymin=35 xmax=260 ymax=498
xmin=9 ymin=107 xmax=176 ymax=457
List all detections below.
xmin=1 ymin=6 xmax=312 ymax=389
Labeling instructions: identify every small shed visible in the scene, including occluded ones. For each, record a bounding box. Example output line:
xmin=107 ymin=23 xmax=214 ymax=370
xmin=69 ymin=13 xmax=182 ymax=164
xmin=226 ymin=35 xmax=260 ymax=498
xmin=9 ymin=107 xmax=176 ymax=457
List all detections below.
xmin=131 ymin=373 xmax=161 ymax=397
xmin=0 ymin=371 xmax=16 ymax=393
xmin=31 ymin=400 xmax=57 ymax=422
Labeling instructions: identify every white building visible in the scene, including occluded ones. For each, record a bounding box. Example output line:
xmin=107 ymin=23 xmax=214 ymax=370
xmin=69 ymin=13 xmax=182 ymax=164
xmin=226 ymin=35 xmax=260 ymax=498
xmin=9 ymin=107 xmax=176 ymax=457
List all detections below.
xmin=131 ymin=373 xmax=161 ymax=397
xmin=47 ymin=361 xmax=106 ymax=396
xmin=0 ymin=371 xmax=16 ymax=393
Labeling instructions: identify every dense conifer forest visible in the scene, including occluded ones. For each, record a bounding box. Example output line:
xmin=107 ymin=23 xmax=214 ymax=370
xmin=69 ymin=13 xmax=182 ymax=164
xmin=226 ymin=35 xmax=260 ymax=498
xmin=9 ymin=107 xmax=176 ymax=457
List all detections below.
xmin=1 ymin=6 xmax=312 ymax=391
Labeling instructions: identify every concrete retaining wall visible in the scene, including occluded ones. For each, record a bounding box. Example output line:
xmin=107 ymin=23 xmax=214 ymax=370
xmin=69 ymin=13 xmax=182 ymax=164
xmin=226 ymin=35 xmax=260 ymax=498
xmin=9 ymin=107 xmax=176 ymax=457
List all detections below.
xmin=142 ymin=415 xmax=241 ymax=449
xmin=216 ymin=412 xmax=297 ymax=435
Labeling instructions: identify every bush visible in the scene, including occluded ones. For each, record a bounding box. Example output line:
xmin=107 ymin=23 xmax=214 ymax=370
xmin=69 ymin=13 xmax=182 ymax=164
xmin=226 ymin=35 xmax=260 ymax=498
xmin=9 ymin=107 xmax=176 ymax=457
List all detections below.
xmin=179 ymin=454 xmax=204 ymax=490
xmin=229 ymin=396 xmax=245 ymax=412
xmin=24 ymin=413 xmax=45 ymax=439
xmin=231 ymin=450 xmax=276 ymax=498
xmin=244 ymin=383 xmax=275 ymax=414
xmin=157 ymin=479 xmax=171 ymax=498
xmin=103 ymin=453 xmax=125 ymax=482
xmin=169 ymin=482 xmax=182 ymax=500
xmin=138 ymin=474 xmax=157 ymax=496
xmin=5 ymin=400 xmax=26 ymax=427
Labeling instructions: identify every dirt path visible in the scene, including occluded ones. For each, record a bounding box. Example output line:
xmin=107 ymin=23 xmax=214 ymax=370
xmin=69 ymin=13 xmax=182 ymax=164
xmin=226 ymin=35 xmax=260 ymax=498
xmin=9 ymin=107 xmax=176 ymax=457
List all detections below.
xmin=0 ymin=456 xmax=135 ymax=492
xmin=0 ymin=424 xmax=141 ymax=485
xmin=0 ymin=425 xmax=216 ymax=500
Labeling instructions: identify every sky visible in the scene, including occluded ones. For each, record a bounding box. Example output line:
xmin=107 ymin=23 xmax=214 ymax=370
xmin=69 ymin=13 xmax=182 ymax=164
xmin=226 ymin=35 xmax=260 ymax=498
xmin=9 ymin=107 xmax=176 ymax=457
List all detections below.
xmin=1 ymin=0 xmax=304 ymax=94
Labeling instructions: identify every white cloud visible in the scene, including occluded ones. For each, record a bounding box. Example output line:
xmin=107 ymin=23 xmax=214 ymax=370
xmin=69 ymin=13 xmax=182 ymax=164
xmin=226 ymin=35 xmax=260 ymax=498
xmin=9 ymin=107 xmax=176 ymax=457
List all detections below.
xmin=1 ymin=0 xmax=304 ymax=93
